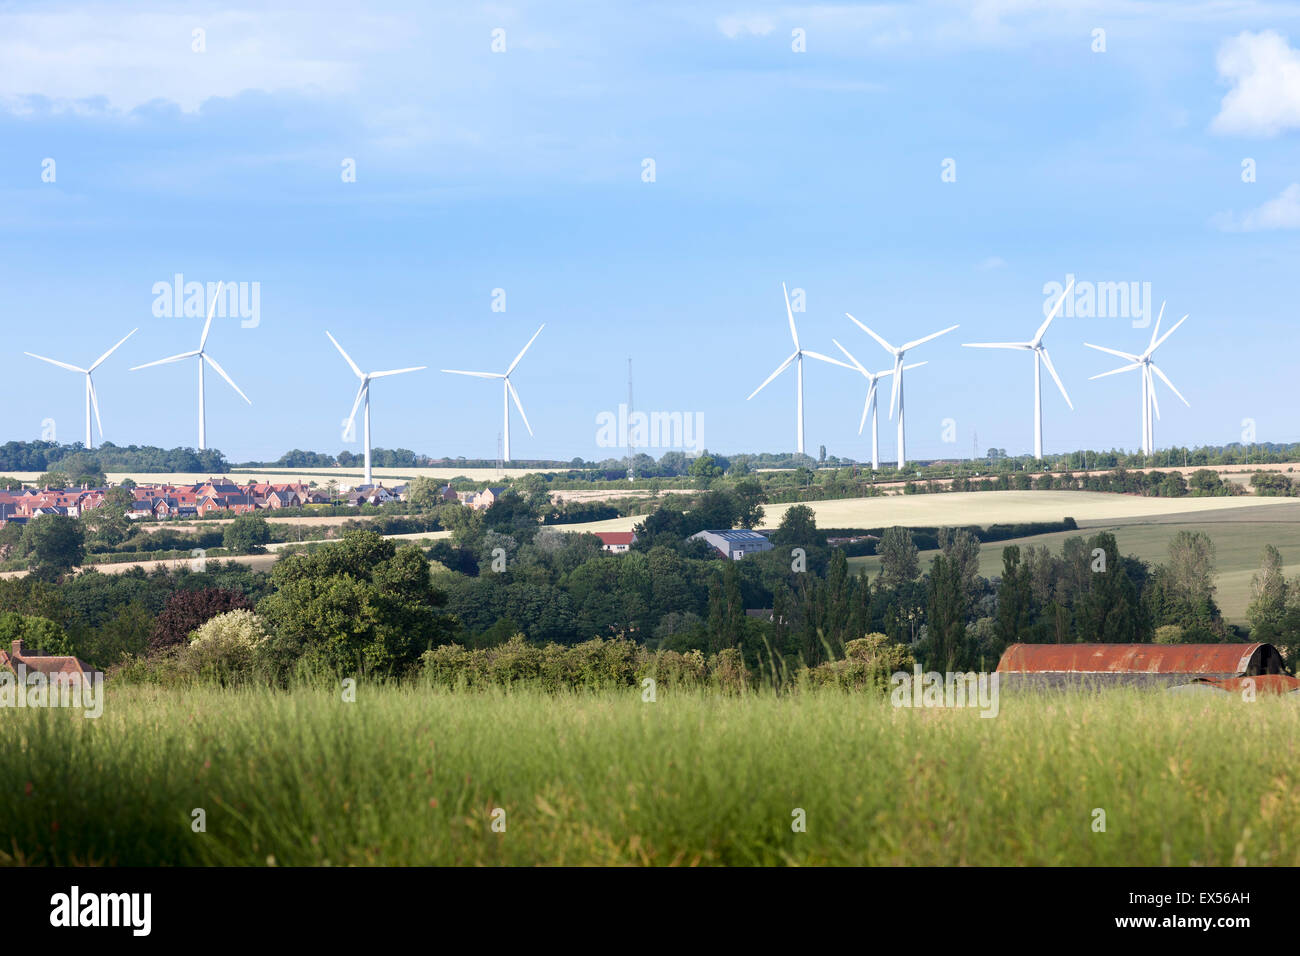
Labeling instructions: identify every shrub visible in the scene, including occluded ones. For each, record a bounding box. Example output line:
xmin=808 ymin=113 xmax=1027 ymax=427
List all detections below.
xmin=804 ymin=633 xmax=915 ymax=692
xmin=185 ymin=610 xmax=268 ymax=685
xmin=1153 ymin=624 xmax=1185 ymax=645
xmin=150 ymin=588 xmax=253 ymax=651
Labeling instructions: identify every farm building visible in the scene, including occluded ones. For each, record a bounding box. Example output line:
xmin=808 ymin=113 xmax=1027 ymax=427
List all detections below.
xmin=995 ymin=642 xmax=1293 ymax=690
xmin=689 ymin=529 xmax=773 ymax=560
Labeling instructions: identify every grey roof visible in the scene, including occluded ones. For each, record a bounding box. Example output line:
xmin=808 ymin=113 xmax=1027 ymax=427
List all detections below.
xmin=697 ymin=529 xmax=769 ymax=542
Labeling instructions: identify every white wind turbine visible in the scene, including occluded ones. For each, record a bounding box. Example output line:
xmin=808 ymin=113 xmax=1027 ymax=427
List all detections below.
xmin=1085 ymin=303 xmax=1189 ymax=456
xmin=962 ymin=278 xmax=1075 ymax=460
xmin=25 ymin=328 xmax=138 ymax=449
xmin=442 ymin=325 xmax=544 ymax=463
xmin=131 ymin=282 xmax=250 ymax=451
xmin=326 ymin=332 xmax=426 ymax=487
xmin=846 ymin=314 xmax=959 ymax=469
xmin=830 ymin=338 xmax=924 ymax=471
xmin=747 ymin=283 xmax=853 ymax=456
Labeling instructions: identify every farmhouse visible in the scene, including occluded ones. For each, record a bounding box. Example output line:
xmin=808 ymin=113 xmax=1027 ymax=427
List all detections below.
xmin=595 ymin=531 xmax=637 ymax=554
xmin=690 ymin=529 xmax=773 ymax=560
xmin=0 ymin=639 xmax=94 ymax=684
xmin=995 ymin=642 xmax=1293 ymax=690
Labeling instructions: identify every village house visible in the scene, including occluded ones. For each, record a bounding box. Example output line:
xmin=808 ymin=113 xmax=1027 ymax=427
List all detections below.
xmin=595 ymin=531 xmax=637 ymax=554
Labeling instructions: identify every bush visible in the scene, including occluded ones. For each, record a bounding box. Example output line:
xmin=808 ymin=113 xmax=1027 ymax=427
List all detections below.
xmin=1153 ymin=624 xmax=1185 ymax=645
xmin=150 ymin=587 xmax=253 ymax=651
xmin=804 ymin=633 xmax=915 ymax=691
xmin=186 ymin=610 xmax=268 ymax=685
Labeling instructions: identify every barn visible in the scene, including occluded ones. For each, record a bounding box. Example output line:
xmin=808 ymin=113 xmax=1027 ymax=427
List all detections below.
xmin=995 ymin=642 xmax=1293 ymax=691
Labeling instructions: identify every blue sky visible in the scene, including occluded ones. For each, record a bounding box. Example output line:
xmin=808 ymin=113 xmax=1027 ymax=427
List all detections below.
xmin=2 ymin=1 xmax=1300 ymax=464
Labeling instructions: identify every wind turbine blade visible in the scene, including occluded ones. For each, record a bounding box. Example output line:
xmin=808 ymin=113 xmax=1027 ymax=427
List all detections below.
xmin=506 ymin=378 xmax=533 ymax=436
xmin=1149 ymin=315 xmax=1188 ymax=355
xmin=801 ymin=349 xmax=853 ymax=369
xmin=325 ymin=331 xmax=364 ymax=379
xmin=1089 ymin=362 xmax=1141 ymax=380
xmin=1039 ymin=347 xmax=1073 ymax=410
xmin=1146 ymin=367 xmax=1161 ymax=420
xmin=846 ymin=314 xmax=895 ymax=355
xmin=1032 ymin=276 xmax=1075 ymax=345
xmin=24 ymin=352 xmax=85 ymax=374
xmin=1083 ymin=343 xmax=1140 ymax=362
xmin=1147 ymin=301 xmax=1166 ymax=353
xmin=346 ymin=380 xmax=366 ymax=428
xmin=89 ymin=328 xmax=138 ymax=371
xmin=962 ymin=342 xmax=1032 ymax=350
xmin=783 ymin=283 xmax=799 ymax=350
xmin=747 ymin=351 xmax=797 ymax=400
xmin=901 ymin=324 xmax=959 ymax=352
xmin=506 ymin=324 xmax=545 ymax=375
xmin=87 ymin=376 xmax=104 ymax=438
xmin=370 ymin=366 xmax=427 ymax=379
xmin=200 ymin=281 xmax=223 ymax=351
xmin=130 ymin=350 xmax=199 ymax=371
xmin=902 ymin=361 xmax=927 ymax=371
xmin=1150 ymin=362 xmax=1190 ymax=407
xmin=859 ymin=381 xmax=877 ymax=434
xmin=202 ymin=353 xmax=252 ymax=404
xmin=832 ymin=338 xmax=869 ymax=377
xmin=441 ymin=369 xmax=502 ymax=379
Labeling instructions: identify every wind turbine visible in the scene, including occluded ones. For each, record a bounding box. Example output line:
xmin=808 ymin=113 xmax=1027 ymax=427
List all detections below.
xmin=442 ymin=325 xmax=544 ymax=463
xmin=1085 ymin=303 xmax=1189 ymax=456
xmin=846 ymin=314 xmax=959 ymax=469
xmin=131 ymin=282 xmax=251 ymax=451
xmin=747 ymin=283 xmax=853 ymax=456
xmin=326 ymin=332 xmax=426 ymax=487
xmin=830 ymin=339 xmax=924 ymax=471
xmin=962 ymin=278 xmax=1075 ymax=460
xmin=25 ymin=328 xmax=138 ymax=449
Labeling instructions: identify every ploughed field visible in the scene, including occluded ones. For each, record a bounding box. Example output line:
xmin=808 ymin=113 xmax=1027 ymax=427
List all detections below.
xmin=3 ymin=685 xmax=1299 ymax=865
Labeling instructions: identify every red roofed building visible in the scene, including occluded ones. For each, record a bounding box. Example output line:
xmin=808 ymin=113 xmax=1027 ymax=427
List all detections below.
xmin=0 ymin=639 xmax=95 ymax=684
xmin=595 ymin=531 xmax=637 ymax=554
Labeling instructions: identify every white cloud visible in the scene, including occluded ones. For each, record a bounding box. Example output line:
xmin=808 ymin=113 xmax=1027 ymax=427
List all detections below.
xmin=1214 ymin=182 xmax=1300 ymax=231
xmin=1211 ymin=30 xmax=1300 ymax=137
xmin=717 ymin=14 xmax=776 ymax=38
xmin=0 ymin=7 xmax=389 ymax=114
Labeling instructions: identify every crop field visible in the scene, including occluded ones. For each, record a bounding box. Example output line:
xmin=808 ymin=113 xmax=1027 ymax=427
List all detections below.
xmin=3 ymin=685 xmax=1299 ymax=866
xmin=850 ymin=500 xmax=1300 ymax=623
xmin=556 ymin=490 xmax=1289 ymax=538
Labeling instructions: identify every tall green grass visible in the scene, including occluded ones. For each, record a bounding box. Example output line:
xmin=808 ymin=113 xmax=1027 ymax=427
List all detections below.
xmin=2 ymin=684 xmax=1299 ymax=865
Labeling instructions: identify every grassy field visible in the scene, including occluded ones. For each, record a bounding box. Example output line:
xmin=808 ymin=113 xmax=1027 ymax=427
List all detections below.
xmin=3 ymin=684 xmax=1300 ymax=866
xmin=850 ymin=500 xmax=1300 ymax=623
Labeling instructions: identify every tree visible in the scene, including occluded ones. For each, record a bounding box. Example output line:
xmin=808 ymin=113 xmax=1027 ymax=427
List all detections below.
xmin=925 ymin=553 xmax=967 ymax=671
xmin=150 ymin=587 xmax=254 ymax=650
xmin=995 ymin=545 xmax=1032 ymax=651
xmin=222 ymin=513 xmax=271 ymax=554
xmin=938 ymin=527 xmax=981 ymax=600
xmin=404 ymin=476 xmax=442 ymax=509
xmin=22 ymin=515 xmax=85 ymax=580
xmin=772 ymin=504 xmax=826 ymax=549
xmin=0 ymin=612 xmax=74 ymax=656
xmin=1247 ymin=545 xmax=1288 ymax=631
xmin=257 ymin=530 xmax=454 ymax=677
xmin=877 ymin=526 xmax=919 ymax=591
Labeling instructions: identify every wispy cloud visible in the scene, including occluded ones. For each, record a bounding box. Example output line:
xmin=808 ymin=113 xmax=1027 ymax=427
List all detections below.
xmin=1214 ymin=182 xmax=1300 ymax=230
xmin=1210 ymin=30 xmax=1300 ymax=137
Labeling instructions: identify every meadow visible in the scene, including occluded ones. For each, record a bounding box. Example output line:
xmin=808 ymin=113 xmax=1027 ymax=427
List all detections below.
xmin=3 ymin=684 xmax=1299 ymax=866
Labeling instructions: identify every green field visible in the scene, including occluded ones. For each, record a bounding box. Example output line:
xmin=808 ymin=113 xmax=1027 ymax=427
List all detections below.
xmin=3 ymin=684 xmax=1300 ymax=866
xmin=850 ymin=501 xmax=1300 ymax=624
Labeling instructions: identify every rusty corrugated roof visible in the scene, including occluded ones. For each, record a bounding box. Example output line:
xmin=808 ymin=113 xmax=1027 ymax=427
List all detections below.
xmin=996 ymin=643 xmax=1266 ymax=676
xmin=1190 ymin=675 xmax=1300 ymax=695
